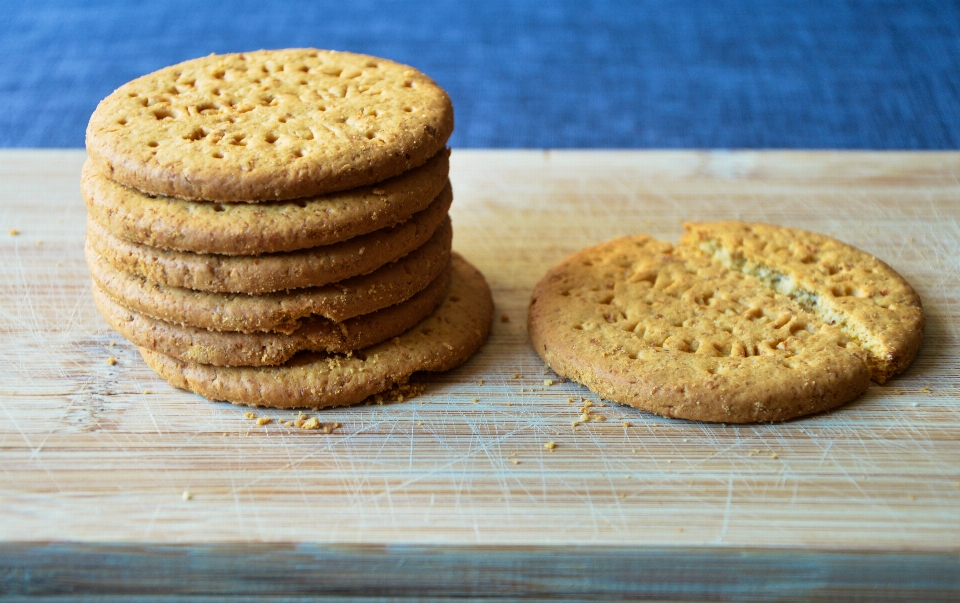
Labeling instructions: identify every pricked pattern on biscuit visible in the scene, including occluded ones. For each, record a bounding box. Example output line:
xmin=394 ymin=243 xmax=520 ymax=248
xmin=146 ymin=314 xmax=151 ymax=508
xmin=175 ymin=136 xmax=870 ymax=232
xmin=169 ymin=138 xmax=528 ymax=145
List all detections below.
xmin=86 ymin=49 xmax=454 ymax=201
xmin=528 ymin=224 xmax=922 ymax=423
xmin=94 ymin=264 xmax=451 ymax=366
xmin=139 ymin=254 xmax=493 ymax=409
xmin=86 ymin=219 xmax=452 ymax=334
xmin=86 ymin=187 xmax=452 ymax=294
xmin=681 ymin=221 xmax=924 ymax=383
xmin=81 ymin=150 xmax=449 ymax=254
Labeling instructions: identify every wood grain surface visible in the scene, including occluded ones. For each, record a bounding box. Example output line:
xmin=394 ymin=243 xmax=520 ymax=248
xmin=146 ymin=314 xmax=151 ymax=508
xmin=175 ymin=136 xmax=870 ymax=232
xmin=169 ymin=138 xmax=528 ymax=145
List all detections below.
xmin=1 ymin=150 xmax=958 ymax=598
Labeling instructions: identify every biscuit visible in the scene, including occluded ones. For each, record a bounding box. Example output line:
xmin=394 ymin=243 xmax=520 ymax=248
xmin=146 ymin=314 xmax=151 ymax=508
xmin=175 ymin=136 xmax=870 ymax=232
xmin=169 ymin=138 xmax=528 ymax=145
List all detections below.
xmin=81 ymin=149 xmax=449 ymax=254
xmin=681 ymin=221 xmax=924 ymax=383
xmin=86 ymin=49 xmax=454 ymax=201
xmin=93 ymin=264 xmax=450 ymax=366
xmin=139 ymin=254 xmax=493 ymax=408
xmin=86 ymin=187 xmax=452 ymax=294
xmin=528 ymin=223 xmax=923 ymax=423
xmin=86 ymin=220 xmax=451 ymax=334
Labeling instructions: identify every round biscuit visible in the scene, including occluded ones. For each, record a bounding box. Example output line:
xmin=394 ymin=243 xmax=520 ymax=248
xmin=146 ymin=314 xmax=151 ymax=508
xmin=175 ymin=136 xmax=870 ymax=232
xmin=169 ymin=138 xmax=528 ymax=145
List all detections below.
xmin=81 ymin=149 xmax=449 ymax=254
xmin=86 ymin=49 xmax=453 ymax=201
xmin=528 ymin=235 xmax=875 ymax=423
xmin=86 ymin=187 xmax=452 ymax=294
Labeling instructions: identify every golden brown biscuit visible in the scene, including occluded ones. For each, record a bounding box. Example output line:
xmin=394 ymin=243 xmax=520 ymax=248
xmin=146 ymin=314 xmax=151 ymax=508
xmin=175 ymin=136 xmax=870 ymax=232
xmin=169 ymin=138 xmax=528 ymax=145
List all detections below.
xmin=86 ymin=49 xmax=454 ymax=201
xmin=93 ymin=265 xmax=450 ymax=366
xmin=139 ymin=254 xmax=493 ymax=408
xmin=85 ymin=188 xmax=452 ymax=293
xmin=81 ymin=150 xmax=449 ymax=254
xmin=681 ymin=221 xmax=924 ymax=383
xmin=85 ymin=220 xmax=451 ymax=334
xmin=528 ymin=223 xmax=923 ymax=423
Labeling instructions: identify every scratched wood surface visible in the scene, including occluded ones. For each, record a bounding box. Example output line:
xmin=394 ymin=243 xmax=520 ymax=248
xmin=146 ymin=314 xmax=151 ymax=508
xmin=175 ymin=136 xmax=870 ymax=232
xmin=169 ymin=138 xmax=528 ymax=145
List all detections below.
xmin=1 ymin=150 xmax=958 ymax=556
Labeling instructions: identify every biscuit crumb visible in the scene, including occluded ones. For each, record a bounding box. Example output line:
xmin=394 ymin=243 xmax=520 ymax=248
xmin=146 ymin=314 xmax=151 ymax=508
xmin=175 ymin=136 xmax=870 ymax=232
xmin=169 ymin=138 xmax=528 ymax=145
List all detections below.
xmin=256 ymin=417 xmax=271 ymax=426
xmin=544 ymin=441 xmax=556 ymax=451
xmin=143 ymin=390 xmax=151 ymax=395
xmin=182 ymin=491 xmax=192 ymax=501
xmin=301 ymin=417 xmax=321 ymax=430
xmin=244 ymin=412 xmax=256 ymax=420
xmin=472 ymin=398 xmax=479 ymax=403
xmin=544 ymin=379 xmax=554 ymax=386
xmin=477 ymin=379 xmax=484 ymax=386
xmin=417 ymin=421 xmax=423 ymax=426
xmin=514 ymin=374 xmax=522 ymax=379
xmin=908 ymin=494 xmax=916 ymax=501
xmin=769 ymin=453 xmax=778 ymax=459
xmin=511 ymin=459 xmax=520 ymax=465
xmin=109 ymin=342 xmax=116 ymax=347
xmin=106 ymin=357 xmax=117 ymax=366
xmin=677 ymin=528 xmax=684 ymax=533
xmin=8 ymin=229 xmax=19 ymax=236
xmin=501 ymin=314 xmax=510 ymax=323
xmin=567 ymin=398 xmax=574 ymax=403
xmin=920 ymin=387 xmax=931 ymax=393
xmin=622 ymin=421 xmax=632 ymax=427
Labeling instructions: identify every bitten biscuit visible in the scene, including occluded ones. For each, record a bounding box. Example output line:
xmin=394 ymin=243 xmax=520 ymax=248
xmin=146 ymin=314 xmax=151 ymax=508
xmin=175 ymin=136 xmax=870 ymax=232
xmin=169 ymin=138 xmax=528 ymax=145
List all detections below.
xmin=528 ymin=222 xmax=923 ymax=423
xmin=140 ymin=254 xmax=493 ymax=408
xmin=86 ymin=219 xmax=452 ymax=334
xmin=86 ymin=187 xmax=452 ymax=294
xmin=81 ymin=149 xmax=449 ymax=254
xmin=86 ymin=49 xmax=454 ymax=201
xmin=94 ymin=264 xmax=450 ymax=366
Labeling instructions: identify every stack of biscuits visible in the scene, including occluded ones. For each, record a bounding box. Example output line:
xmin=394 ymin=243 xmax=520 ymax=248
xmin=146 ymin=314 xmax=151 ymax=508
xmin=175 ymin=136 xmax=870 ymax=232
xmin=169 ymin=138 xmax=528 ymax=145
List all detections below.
xmin=83 ymin=49 xmax=493 ymax=409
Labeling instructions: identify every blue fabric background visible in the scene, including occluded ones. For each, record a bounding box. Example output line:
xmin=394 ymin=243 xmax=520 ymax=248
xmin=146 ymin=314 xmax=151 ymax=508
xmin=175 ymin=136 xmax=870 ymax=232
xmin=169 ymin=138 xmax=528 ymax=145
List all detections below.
xmin=1 ymin=0 xmax=958 ymax=148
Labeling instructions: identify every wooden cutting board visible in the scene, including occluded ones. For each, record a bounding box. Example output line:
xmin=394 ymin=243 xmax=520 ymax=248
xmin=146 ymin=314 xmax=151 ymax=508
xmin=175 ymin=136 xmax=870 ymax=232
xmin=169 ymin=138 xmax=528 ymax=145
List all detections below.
xmin=1 ymin=150 xmax=958 ymax=599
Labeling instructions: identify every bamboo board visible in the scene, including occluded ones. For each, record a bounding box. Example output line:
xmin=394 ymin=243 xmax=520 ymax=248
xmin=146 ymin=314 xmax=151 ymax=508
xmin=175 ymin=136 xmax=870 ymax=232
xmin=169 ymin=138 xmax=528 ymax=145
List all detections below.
xmin=1 ymin=150 xmax=958 ymax=598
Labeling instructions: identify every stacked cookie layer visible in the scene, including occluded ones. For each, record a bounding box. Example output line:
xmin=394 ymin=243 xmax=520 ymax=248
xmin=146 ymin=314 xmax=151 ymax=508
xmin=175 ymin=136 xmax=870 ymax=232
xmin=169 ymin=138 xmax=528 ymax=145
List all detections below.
xmin=84 ymin=49 xmax=493 ymax=409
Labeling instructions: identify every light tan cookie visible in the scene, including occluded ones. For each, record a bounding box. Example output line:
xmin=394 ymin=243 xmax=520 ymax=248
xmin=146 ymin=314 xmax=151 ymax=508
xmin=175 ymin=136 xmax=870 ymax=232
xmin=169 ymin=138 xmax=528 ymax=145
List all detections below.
xmin=86 ymin=49 xmax=454 ymax=201
xmin=94 ymin=264 xmax=450 ymax=366
xmin=681 ymin=221 xmax=924 ymax=383
xmin=528 ymin=229 xmax=915 ymax=423
xmin=86 ymin=220 xmax=452 ymax=334
xmin=86 ymin=187 xmax=452 ymax=294
xmin=139 ymin=254 xmax=493 ymax=408
xmin=81 ymin=149 xmax=449 ymax=254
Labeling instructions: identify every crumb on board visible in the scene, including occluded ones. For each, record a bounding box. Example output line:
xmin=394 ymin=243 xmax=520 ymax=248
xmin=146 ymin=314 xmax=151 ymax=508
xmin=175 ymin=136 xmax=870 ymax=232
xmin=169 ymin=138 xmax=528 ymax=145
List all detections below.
xmin=544 ymin=441 xmax=556 ymax=451
xmin=511 ymin=459 xmax=520 ymax=465
xmin=244 ymin=412 xmax=256 ymax=420
xmin=106 ymin=357 xmax=117 ymax=366
xmin=476 ymin=379 xmax=484 ymax=386
xmin=8 ymin=229 xmax=19 ymax=236
xmin=513 ymin=374 xmax=522 ymax=379
xmin=182 ymin=491 xmax=192 ymax=501
xmin=370 ymin=381 xmax=426 ymax=404
xmin=256 ymin=417 xmax=271 ymax=426
xmin=920 ymin=387 xmax=932 ymax=393
xmin=544 ymin=379 xmax=554 ymax=386
xmin=500 ymin=314 xmax=510 ymax=323
xmin=472 ymin=398 xmax=479 ymax=403
xmin=622 ymin=421 xmax=632 ymax=427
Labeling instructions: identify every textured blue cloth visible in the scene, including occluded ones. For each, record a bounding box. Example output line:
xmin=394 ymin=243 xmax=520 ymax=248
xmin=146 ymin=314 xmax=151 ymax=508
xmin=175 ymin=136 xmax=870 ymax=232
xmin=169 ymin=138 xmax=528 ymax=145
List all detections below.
xmin=1 ymin=0 xmax=958 ymax=148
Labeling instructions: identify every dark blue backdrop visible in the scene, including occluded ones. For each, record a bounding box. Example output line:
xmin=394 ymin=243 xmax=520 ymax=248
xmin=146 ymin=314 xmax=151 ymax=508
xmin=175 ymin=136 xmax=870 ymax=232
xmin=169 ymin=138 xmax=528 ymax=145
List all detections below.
xmin=2 ymin=0 xmax=958 ymax=148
